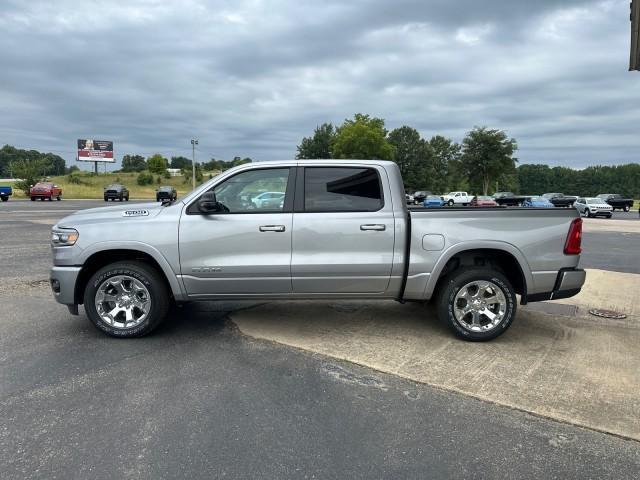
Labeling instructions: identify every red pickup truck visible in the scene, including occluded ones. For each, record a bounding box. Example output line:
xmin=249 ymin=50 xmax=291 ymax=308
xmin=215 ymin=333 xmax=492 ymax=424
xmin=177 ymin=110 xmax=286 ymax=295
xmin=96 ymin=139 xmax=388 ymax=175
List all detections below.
xmin=30 ymin=182 xmax=62 ymax=201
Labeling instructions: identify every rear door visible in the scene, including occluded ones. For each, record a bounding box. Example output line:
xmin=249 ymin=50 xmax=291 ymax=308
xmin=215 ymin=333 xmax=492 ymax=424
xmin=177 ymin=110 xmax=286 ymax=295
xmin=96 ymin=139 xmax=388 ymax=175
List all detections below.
xmin=291 ymin=165 xmax=396 ymax=294
xmin=179 ymin=167 xmax=294 ymax=296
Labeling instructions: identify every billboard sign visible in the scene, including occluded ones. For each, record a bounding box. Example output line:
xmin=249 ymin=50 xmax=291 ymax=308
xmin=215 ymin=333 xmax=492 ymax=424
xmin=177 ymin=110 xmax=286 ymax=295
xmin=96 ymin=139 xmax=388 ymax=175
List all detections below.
xmin=77 ymin=139 xmax=114 ymax=162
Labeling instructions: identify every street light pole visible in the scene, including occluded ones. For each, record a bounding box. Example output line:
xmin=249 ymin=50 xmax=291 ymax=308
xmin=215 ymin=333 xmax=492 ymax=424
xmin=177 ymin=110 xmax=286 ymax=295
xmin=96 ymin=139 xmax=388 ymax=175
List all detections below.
xmin=191 ymin=139 xmax=198 ymax=190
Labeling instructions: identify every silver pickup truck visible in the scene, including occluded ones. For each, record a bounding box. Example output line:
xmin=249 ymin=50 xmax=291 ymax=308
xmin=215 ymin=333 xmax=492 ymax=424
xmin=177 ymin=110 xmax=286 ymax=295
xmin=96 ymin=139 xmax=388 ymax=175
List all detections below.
xmin=50 ymin=160 xmax=586 ymax=341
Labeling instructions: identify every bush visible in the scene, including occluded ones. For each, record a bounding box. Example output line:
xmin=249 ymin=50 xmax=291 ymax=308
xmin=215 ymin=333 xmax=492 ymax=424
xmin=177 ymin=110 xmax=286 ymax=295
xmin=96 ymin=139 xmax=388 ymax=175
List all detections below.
xmin=156 ymin=176 xmax=162 ymax=184
xmin=67 ymin=173 xmax=85 ymax=184
xmin=137 ymin=172 xmax=154 ymax=186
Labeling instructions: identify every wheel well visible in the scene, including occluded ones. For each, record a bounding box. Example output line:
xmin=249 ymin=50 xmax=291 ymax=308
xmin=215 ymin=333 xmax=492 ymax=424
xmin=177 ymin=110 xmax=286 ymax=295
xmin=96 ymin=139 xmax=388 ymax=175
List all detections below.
xmin=434 ymin=249 xmax=526 ymax=297
xmin=74 ymin=249 xmax=172 ymax=305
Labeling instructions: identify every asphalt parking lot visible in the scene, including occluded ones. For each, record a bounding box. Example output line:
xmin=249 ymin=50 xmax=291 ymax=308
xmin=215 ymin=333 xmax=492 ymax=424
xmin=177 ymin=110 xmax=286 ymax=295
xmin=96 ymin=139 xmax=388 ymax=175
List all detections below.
xmin=1 ymin=199 xmax=639 ymax=479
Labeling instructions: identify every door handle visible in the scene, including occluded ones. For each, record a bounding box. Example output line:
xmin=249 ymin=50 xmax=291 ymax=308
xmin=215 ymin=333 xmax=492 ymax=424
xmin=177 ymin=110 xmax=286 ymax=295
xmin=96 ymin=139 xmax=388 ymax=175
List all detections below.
xmin=259 ymin=225 xmax=286 ymax=232
xmin=360 ymin=224 xmax=386 ymax=231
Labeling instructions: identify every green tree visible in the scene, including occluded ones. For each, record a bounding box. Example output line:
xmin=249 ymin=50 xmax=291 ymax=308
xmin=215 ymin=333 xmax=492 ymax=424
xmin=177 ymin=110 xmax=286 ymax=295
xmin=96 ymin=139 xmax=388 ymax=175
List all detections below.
xmin=121 ymin=154 xmax=146 ymax=172
xmin=332 ymin=114 xmax=394 ymax=160
xmin=460 ymin=127 xmax=517 ymax=195
xmin=296 ymin=123 xmax=335 ymax=159
xmin=517 ymin=164 xmax=551 ymax=194
xmin=10 ymin=158 xmax=47 ymax=194
xmin=170 ymin=156 xmax=191 ymax=169
xmin=146 ymin=154 xmax=168 ymax=175
xmin=428 ymin=136 xmax=462 ymax=193
xmin=387 ymin=126 xmax=434 ymax=190
xmin=0 ymin=145 xmax=65 ymax=177
xmin=136 ymin=172 xmax=154 ymax=185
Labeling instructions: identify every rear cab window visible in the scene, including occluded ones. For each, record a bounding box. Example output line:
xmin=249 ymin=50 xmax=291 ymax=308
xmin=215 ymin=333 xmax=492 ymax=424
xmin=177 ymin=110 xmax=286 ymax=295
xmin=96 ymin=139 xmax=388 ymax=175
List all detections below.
xmin=303 ymin=167 xmax=384 ymax=212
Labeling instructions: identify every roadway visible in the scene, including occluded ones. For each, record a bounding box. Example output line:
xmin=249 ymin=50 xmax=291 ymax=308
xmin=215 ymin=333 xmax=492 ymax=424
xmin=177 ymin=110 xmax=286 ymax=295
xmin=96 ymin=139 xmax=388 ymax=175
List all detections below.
xmin=1 ymin=199 xmax=639 ymax=479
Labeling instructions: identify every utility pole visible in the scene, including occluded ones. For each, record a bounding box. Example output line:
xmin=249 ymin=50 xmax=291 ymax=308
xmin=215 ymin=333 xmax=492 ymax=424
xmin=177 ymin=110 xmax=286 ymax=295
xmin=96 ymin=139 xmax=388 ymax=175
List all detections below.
xmin=191 ymin=139 xmax=198 ymax=190
xmin=632 ymin=0 xmax=640 ymax=70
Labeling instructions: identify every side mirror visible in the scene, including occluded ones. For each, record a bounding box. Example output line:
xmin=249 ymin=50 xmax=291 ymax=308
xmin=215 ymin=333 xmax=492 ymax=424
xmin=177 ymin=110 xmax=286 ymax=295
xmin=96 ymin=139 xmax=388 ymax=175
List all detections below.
xmin=198 ymin=191 xmax=222 ymax=213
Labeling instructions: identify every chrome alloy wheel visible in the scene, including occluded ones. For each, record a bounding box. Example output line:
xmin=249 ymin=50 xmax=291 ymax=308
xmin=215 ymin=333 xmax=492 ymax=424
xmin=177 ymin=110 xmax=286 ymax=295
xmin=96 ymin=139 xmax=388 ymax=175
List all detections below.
xmin=453 ymin=280 xmax=507 ymax=332
xmin=94 ymin=275 xmax=151 ymax=329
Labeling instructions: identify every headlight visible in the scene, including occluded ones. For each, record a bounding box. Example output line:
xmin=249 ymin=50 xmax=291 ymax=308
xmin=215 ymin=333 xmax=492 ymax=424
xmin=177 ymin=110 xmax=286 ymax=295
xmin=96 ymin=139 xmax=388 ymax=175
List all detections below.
xmin=51 ymin=227 xmax=79 ymax=246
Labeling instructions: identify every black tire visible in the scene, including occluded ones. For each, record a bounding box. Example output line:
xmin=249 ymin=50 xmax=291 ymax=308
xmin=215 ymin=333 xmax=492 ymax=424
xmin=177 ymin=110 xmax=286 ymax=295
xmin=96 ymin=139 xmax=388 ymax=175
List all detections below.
xmin=48 ymin=196 xmax=52 ymax=201
xmin=84 ymin=261 xmax=170 ymax=338
xmin=119 ymin=195 xmax=123 ymax=202
xmin=125 ymin=196 xmax=129 ymax=201
xmin=624 ymin=205 xmax=630 ymax=212
xmin=30 ymin=197 xmax=36 ymax=201
xmin=104 ymin=197 xmax=108 ymax=202
xmin=607 ymin=214 xmax=612 ymax=219
xmin=436 ymin=267 xmax=517 ymax=341
xmin=586 ymin=209 xmax=593 ymax=218
xmin=1 ymin=196 xmax=7 ymax=202
xmin=56 ymin=196 xmax=61 ymax=201
xmin=156 ymin=196 xmax=160 ymax=202
xmin=448 ymin=199 xmax=454 ymax=206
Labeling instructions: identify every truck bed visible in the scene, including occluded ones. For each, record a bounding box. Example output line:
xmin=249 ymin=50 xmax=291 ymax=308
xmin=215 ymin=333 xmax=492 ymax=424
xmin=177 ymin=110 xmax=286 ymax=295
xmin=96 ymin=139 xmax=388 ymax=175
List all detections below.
xmin=402 ymin=206 xmax=581 ymax=301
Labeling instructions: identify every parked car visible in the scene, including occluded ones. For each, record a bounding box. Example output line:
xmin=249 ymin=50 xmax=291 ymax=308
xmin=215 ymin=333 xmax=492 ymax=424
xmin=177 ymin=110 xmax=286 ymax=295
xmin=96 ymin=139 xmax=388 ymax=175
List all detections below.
xmin=574 ymin=197 xmax=613 ymax=218
xmin=542 ymin=193 xmax=577 ymax=208
xmin=422 ymin=195 xmax=445 ymax=207
xmin=412 ymin=191 xmax=433 ymax=204
xmin=251 ymin=191 xmax=285 ymax=209
xmin=493 ymin=192 xmax=527 ymax=206
xmin=470 ymin=195 xmax=498 ymax=207
xmin=30 ymin=182 xmax=62 ymax=201
xmin=522 ymin=196 xmax=555 ymax=208
xmin=405 ymin=193 xmax=415 ymax=205
xmin=0 ymin=185 xmax=12 ymax=202
xmin=596 ymin=194 xmax=634 ymax=212
xmin=104 ymin=184 xmax=129 ymax=202
xmin=50 ymin=160 xmax=586 ymax=342
xmin=441 ymin=191 xmax=473 ymax=206
xmin=156 ymin=186 xmax=177 ymax=202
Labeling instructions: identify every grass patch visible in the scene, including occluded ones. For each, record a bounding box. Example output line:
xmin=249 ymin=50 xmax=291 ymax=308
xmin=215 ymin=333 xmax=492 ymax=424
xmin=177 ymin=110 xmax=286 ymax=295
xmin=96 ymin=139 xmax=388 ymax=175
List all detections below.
xmin=6 ymin=171 xmax=217 ymax=199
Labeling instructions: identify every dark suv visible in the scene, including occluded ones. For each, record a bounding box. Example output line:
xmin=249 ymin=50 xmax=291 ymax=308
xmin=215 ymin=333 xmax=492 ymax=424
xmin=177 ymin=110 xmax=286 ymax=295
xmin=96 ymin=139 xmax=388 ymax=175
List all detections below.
xmin=156 ymin=186 xmax=177 ymax=202
xmin=104 ymin=184 xmax=130 ymax=202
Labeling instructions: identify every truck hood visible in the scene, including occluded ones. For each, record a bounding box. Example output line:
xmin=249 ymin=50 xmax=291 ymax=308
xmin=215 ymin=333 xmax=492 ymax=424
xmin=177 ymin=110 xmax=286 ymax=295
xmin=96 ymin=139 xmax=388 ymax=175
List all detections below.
xmin=55 ymin=202 xmax=165 ymax=229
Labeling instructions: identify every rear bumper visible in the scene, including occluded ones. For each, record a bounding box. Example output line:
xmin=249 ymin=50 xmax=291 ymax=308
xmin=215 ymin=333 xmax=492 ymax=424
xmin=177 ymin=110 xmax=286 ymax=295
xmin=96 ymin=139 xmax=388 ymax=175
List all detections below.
xmin=526 ymin=268 xmax=586 ymax=303
xmin=50 ymin=266 xmax=81 ymax=307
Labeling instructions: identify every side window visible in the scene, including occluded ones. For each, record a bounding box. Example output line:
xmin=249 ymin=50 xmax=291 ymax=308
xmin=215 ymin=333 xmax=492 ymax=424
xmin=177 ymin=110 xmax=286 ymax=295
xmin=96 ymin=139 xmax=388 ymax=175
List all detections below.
xmin=304 ymin=167 xmax=383 ymax=212
xmin=202 ymin=168 xmax=289 ymax=213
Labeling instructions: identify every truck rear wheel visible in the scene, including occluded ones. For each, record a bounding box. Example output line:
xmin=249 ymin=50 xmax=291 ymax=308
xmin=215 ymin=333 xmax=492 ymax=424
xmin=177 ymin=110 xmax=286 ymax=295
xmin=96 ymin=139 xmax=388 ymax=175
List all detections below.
xmin=436 ymin=268 xmax=516 ymax=341
xmin=84 ymin=261 xmax=170 ymax=338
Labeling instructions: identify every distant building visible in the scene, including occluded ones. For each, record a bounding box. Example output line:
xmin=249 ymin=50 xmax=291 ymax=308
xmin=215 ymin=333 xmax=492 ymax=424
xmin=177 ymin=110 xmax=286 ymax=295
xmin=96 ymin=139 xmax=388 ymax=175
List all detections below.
xmin=167 ymin=168 xmax=182 ymax=177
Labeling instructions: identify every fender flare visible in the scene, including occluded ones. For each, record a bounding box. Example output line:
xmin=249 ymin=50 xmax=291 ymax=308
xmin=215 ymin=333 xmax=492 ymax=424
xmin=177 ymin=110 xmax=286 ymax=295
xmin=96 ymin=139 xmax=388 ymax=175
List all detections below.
xmin=423 ymin=240 xmax=533 ymax=299
xmin=78 ymin=241 xmax=187 ymax=301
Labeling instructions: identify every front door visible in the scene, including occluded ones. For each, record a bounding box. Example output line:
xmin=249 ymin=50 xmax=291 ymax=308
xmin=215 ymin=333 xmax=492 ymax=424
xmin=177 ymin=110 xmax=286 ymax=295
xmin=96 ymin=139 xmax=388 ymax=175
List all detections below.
xmin=179 ymin=167 xmax=293 ymax=296
xmin=291 ymin=166 xmax=396 ymax=294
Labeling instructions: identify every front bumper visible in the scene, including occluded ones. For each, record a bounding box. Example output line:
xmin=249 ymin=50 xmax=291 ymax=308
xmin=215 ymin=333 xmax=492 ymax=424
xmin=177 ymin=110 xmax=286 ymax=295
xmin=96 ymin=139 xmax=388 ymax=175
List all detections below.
xmin=50 ymin=266 xmax=81 ymax=307
xmin=526 ymin=268 xmax=586 ymax=303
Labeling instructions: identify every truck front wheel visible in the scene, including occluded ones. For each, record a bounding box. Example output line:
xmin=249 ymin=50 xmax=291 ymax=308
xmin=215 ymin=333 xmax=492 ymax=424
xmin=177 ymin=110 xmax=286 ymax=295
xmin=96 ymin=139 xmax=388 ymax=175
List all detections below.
xmin=436 ymin=268 xmax=516 ymax=341
xmin=84 ymin=261 xmax=170 ymax=338
xmin=448 ymin=200 xmax=454 ymax=206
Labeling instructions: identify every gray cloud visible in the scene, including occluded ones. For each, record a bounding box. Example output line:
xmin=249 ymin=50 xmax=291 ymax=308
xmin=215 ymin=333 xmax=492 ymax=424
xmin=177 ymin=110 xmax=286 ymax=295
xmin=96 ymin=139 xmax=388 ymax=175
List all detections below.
xmin=0 ymin=0 xmax=637 ymax=168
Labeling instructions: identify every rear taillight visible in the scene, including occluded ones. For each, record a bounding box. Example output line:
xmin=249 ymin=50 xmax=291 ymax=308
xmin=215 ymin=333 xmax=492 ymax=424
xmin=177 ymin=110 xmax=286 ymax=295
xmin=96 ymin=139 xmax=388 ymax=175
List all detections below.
xmin=564 ymin=218 xmax=582 ymax=255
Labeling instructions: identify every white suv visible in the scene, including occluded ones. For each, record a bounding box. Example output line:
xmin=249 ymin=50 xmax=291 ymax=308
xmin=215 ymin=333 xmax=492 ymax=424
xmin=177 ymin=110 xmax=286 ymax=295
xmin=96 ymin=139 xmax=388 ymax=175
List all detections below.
xmin=574 ymin=197 xmax=613 ymax=218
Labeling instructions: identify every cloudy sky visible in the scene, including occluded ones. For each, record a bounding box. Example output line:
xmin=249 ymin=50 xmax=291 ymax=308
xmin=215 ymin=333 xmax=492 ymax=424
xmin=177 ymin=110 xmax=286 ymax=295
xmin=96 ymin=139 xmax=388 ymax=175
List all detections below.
xmin=0 ymin=0 xmax=638 ymax=168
